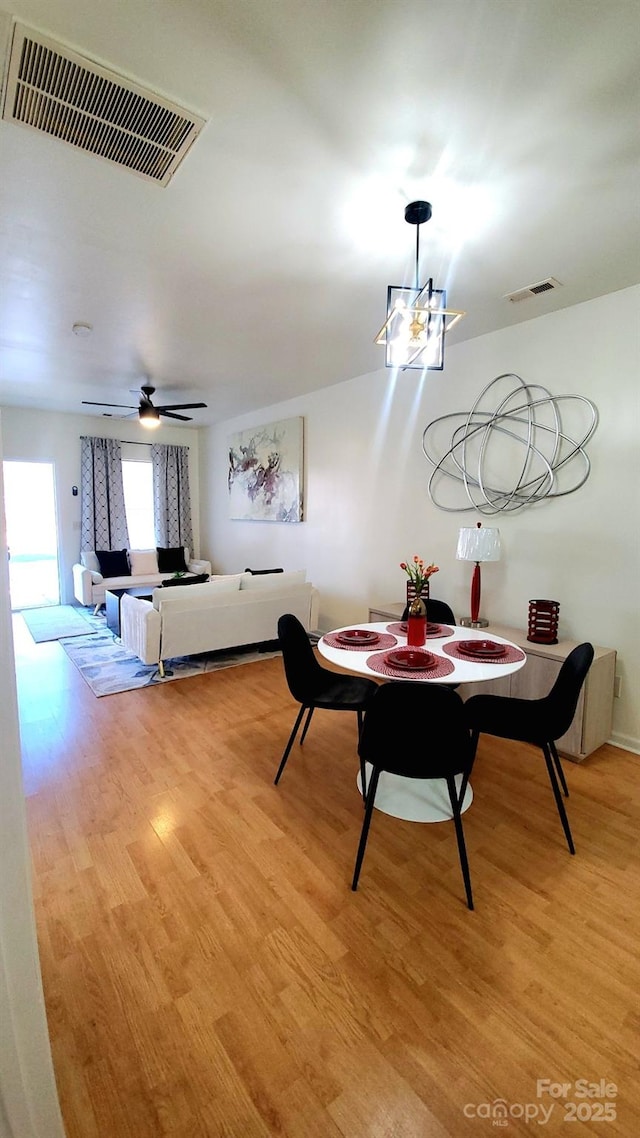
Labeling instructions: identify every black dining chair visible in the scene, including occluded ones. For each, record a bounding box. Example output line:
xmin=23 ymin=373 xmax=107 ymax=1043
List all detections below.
xmin=462 ymin=642 xmax=595 ymax=855
xmin=274 ymin=613 xmax=378 ymax=789
xmin=352 ymin=682 xmax=475 ymax=909
xmin=401 ymin=598 xmax=456 ymax=625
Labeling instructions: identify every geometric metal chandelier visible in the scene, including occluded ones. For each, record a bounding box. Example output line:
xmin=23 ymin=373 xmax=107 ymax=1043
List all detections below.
xmin=374 ymin=200 xmax=465 ymax=370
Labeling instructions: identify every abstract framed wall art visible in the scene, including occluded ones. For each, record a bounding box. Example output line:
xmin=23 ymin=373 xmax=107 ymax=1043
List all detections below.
xmin=228 ymin=416 xmax=304 ymax=522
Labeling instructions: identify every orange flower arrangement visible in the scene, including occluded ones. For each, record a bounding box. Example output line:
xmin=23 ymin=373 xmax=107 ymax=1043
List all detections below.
xmin=400 ymin=555 xmax=439 ymax=595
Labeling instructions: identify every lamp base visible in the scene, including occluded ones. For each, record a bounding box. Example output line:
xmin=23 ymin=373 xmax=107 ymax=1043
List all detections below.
xmin=459 ymin=617 xmax=489 ymax=628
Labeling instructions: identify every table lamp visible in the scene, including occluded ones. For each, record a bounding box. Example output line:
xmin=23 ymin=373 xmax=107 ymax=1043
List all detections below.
xmin=456 ymin=523 xmax=501 ymax=627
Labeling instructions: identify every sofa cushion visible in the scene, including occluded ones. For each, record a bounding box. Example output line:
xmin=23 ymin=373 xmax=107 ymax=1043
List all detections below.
xmin=156 ymin=546 xmax=188 ymax=573
xmin=96 ymin=549 xmax=130 ymax=577
xmin=158 ymin=573 xmax=210 ymax=588
xmin=80 ymin=551 xmax=101 ymax=573
xmin=152 ymin=576 xmax=240 ymax=611
xmin=240 ymin=569 xmax=306 ymax=590
xmin=129 ymin=549 xmax=159 ymax=575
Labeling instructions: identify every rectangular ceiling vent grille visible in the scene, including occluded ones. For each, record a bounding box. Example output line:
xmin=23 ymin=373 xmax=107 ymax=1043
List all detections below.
xmin=504 ymin=277 xmax=563 ymax=303
xmin=1 ymin=23 xmax=206 ymax=186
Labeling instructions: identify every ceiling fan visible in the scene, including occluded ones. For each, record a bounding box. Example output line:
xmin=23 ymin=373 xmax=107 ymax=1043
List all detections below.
xmin=82 ymin=385 xmax=207 ymax=427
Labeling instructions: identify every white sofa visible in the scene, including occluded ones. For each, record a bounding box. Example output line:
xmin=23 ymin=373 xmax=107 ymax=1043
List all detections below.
xmin=119 ymin=570 xmax=319 ymax=674
xmin=72 ymin=548 xmax=212 ymax=609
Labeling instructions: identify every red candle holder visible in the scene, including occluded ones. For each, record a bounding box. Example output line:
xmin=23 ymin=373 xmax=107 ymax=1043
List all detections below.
xmin=406 ymin=580 xmax=430 ymax=607
xmin=527 ymin=599 xmax=560 ymax=644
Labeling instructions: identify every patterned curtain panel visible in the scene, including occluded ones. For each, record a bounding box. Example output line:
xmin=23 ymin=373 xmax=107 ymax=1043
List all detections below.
xmin=151 ymin=444 xmax=193 ymax=550
xmin=80 ymin=436 xmax=131 ymax=551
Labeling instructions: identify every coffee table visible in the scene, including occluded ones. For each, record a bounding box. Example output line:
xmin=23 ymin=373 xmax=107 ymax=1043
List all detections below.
xmin=105 ymin=587 xmax=153 ymax=637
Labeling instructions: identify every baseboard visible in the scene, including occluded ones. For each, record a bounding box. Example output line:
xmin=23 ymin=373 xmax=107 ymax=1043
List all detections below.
xmin=608 ymin=733 xmax=640 ymax=755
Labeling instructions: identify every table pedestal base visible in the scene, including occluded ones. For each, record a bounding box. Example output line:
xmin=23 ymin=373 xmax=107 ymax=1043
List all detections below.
xmin=357 ymin=766 xmax=473 ymax=823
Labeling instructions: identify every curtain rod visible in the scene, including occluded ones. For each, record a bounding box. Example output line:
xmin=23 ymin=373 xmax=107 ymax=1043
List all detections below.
xmin=80 ymin=436 xmax=189 ymax=448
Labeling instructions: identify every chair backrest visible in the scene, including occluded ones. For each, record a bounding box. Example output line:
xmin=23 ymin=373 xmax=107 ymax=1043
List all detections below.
xmin=542 ymin=642 xmax=595 ymax=740
xmin=277 ymin=612 xmax=325 ymax=702
xmin=358 ymin=682 xmax=473 ymax=780
xmin=401 ymin=598 xmax=456 ymax=625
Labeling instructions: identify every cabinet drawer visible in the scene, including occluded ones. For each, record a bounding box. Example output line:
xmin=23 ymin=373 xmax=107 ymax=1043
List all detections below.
xmin=460 ymin=676 xmax=511 ymax=700
xmin=368 ymin=603 xmax=404 ymax=621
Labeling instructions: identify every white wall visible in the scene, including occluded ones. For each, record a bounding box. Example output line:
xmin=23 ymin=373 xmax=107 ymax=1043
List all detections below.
xmin=200 ymin=286 xmax=640 ymax=753
xmin=0 ymin=410 xmax=202 ymax=605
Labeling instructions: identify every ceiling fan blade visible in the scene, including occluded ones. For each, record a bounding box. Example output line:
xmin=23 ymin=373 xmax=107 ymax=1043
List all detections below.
xmin=155 ymin=402 xmax=207 ymax=411
xmin=160 ymin=410 xmax=192 ymax=421
xmin=82 ymin=401 xmax=137 ymax=409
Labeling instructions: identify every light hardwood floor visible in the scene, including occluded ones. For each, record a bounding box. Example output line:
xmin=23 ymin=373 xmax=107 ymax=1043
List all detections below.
xmin=13 ymin=614 xmax=639 ymax=1137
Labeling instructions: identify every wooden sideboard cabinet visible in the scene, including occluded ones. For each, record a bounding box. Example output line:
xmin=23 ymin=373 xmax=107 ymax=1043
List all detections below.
xmin=368 ymin=602 xmax=405 ymax=622
xmin=368 ymin=605 xmax=616 ymax=763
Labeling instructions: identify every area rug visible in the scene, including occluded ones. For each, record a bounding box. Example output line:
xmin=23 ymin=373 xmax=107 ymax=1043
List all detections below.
xmin=21 ymin=604 xmax=94 ymax=643
xmin=59 ymin=622 xmax=281 ymax=697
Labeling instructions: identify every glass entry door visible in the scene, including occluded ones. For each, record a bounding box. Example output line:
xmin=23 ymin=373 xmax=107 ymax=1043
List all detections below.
xmin=3 ymin=461 xmax=60 ymax=609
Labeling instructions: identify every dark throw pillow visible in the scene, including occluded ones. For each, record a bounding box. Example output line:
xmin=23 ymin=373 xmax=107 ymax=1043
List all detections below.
xmin=159 ymin=572 xmax=209 ymax=588
xmin=156 ymin=546 xmax=188 ymax=573
xmin=95 ymin=549 xmax=130 ymax=578
xmin=244 ymin=567 xmax=284 ymax=575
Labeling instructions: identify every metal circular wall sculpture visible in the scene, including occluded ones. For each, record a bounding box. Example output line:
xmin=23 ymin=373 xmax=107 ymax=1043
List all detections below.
xmin=422 ymin=373 xmax=598 ymax=514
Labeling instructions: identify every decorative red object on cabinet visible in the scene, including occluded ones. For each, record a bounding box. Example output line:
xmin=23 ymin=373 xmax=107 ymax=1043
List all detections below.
xmin=527 ymin=599 xmax=560 ymax=644
xmin=406 ymin=579 xmax=430 ymax=608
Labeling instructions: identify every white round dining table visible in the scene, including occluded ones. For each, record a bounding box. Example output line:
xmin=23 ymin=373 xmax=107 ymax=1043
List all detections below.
xmin=318 ymin=620 xmax=527 ymax=825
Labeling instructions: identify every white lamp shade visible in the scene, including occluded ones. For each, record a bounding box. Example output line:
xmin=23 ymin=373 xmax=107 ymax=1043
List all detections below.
xmin=456 ymin=526 xmax=501 ymax=562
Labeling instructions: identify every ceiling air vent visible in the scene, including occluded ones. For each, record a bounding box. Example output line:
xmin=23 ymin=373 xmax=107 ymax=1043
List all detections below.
xmin=1 ymin=22 xmax=206 ymax=186
xmin=504 ymin=277 xmax=563 ymax=303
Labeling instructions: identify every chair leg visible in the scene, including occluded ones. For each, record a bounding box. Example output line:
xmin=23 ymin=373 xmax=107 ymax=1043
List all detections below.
xmin=357 ymin=711 xmax=368 ymax=802
xmin=274 ymin=704 xmax=307 ymax=785
xmin=542 ymin=743 xmax=575 ymax=854
xmin=459 ymin=729 xmax=479 ymax=805
xmin=359 ymin=755 xmax=367 ymax=805
xmin=351 ymin=768 xmax=381 ymax=890
xmin=550 ymin=740 xmax=569 ymax=797
xmin=299 ymin=705 xmax=315 ymax=746
xmin=446 ymin=776 xmax=474 ymax=910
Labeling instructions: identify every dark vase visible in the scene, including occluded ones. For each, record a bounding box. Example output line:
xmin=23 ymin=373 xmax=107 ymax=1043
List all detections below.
xmin=407 ymin=592 xmax=427 ymax=647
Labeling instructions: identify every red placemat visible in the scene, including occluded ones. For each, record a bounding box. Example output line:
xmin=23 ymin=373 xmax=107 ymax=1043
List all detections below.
xmin=367 ymin=650 xmax=456 ymax=680
xmin=443 ymin=641 xmax=526 ymax=664
xmin=323 ymin=631 xmax=398 ymax=652
xmin=387 ymin=622 xmax=454 ymax=639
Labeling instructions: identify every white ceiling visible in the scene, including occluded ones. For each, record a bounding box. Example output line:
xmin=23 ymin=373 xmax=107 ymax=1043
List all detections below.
xmin=0 ymin=0 xmax=638 ymax=428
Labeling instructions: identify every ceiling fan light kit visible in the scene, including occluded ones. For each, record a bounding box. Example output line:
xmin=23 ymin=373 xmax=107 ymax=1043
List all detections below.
xmin=82 ymin=384 xmax=207 ymax=424
xmin=139 ymin=402 xmax=161 ymax=428
xmin=375 ymin=201 xmax=465 ymax=371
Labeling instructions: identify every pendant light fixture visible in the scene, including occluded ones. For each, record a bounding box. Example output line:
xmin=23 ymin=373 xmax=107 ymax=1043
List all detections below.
xmin=374 ymin=200 xmax=465 ymax=370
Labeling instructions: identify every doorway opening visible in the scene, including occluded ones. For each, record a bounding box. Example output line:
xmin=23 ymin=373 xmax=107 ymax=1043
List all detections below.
xmin=3 ymin=460 xmax=60 ymax=609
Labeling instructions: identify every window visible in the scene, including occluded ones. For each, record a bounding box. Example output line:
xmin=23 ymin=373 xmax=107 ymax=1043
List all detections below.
xmin=122 ymin=459 xmax=155 ymax=548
